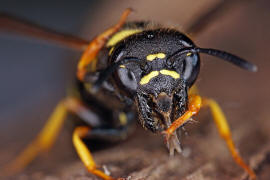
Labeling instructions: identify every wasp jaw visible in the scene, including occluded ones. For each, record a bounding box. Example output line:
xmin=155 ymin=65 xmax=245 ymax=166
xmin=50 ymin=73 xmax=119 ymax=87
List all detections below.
xmin=165 ymin=131 xmax=182 ymax=156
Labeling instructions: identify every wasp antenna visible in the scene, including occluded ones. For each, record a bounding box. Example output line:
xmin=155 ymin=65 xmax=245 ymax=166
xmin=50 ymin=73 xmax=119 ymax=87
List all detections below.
xmin=196 ymin=47 xmax=257 ymax=72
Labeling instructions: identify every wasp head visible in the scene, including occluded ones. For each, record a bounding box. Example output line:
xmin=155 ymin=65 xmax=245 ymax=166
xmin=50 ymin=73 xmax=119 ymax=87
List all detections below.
xmin=93 ymin=28 xmax=256 ymax=154
xmin=110 ymin=29 xmax=200 ymax=133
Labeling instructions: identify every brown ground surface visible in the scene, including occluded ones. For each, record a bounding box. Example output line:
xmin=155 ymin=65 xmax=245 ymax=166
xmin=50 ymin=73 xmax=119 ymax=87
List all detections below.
xmin=1 ymin=0 xmax=270 ymax=179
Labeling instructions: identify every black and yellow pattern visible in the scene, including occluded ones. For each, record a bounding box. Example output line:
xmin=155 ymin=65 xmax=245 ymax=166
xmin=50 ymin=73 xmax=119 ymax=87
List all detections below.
xmin=2 ymin=6 xmax=258 ymax=180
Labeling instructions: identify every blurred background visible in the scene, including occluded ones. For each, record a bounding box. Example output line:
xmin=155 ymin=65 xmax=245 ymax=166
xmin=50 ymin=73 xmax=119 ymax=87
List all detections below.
xmin=0 ymin=0 xmax=269 ymax=179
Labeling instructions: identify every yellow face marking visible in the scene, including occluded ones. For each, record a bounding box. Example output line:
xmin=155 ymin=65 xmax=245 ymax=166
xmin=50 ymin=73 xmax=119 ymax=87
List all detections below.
xmin=119 ymin=65 xmax=126 ymax=68
xmin=160 ymin=69 xmax=180 ymax=79
xmin=146 ymin=53 xmax=166 ymax=61
xmin=187 ymin=52 xmax=192 ymax=56
xmin=106 ymin=29 xmax=142 ymax=47
xmin=140 ymin=71 xmax=159 ymax=85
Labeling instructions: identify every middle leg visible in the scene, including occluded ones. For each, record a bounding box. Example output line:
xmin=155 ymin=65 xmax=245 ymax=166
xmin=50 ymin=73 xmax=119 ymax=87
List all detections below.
xmin=202 ymin=98 xmax=256 ymax=179
xmin=72 ymin=111 xmax=135 ymax=180
xmin=73 ymin=126 xmax=114 ymax=180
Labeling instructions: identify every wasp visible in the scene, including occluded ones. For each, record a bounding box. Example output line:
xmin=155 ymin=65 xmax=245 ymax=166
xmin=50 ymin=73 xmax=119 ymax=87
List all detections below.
xmin=1 ymin=3 xmax=257 ymax=180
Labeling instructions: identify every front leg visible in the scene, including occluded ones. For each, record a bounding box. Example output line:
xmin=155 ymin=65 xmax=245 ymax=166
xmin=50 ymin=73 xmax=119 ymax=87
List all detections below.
xmin=164 ymin=94 xmax=256 ymax=179
xmin=73 ymin=126 xmax=115 ymax=180
xmin=163 ymin=94 xmax=202 ymax=139
xmin=77 ymin=8 xmax=131 ymax=81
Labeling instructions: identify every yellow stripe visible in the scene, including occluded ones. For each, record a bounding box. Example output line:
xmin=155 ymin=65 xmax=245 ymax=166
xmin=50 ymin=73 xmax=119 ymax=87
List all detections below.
xmin=106 ymin=29 xmax=142 ymax=47
xmin=160 ymin=69 xmax=180 ymax=79
xmin=146 ymin=53 xmax=166 ymax=61
xmin=109 ymin=46 xmax=115 ymax=55
xmin=140 ymin=71 xmax=159 ymax=85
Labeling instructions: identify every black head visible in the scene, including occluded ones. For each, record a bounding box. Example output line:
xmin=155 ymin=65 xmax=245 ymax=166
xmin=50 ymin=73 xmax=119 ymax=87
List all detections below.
xmin=93 ymin=28 xmax=257 ymax=133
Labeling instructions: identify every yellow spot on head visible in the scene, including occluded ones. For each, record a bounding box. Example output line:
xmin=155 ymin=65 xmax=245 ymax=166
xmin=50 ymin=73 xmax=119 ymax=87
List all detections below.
xmin=160 ymin=70 xmax=180 ymax=79
xmin=187 ymin=52 xmax=192 ymax=56
xmin=140 ymin=71 xmax=159 ymax=85
xmin=146 ymin=53 xmax=166 ymax=61
xmin=106 ymin=29 xmax=142 ymax=47
xmin=119 ymin=112 xmax=127 ymax=125
xmin=119 ymin=65 xmax=126 ymax=68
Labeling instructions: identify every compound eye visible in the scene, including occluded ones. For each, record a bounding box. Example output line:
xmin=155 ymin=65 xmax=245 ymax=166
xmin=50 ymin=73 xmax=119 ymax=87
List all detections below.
xmin=183 ymin=53 xmax=200 ymax=87
xmin=117 ymin=68 xmax=138 ymax=91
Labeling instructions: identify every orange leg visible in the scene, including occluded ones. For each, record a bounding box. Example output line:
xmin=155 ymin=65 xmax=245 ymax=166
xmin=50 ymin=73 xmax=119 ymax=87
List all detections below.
xmin=202 ymin=98 xmax=256 ymax=179
xmin=73 ymin=126 xmax=114 ymax=180
xmin=163 ymin=94 xmax=202 ymax=140
xmin=77 ymin=8 xmax=132 ymax=81
xmin=164 ymin=94 xmax=256 ymax=179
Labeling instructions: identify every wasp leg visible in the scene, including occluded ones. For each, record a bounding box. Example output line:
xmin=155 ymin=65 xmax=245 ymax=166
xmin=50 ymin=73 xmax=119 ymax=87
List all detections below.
xmin=73 ymin=126 xmax=114 ymax=180
xmin=202 ymin=98 xmax=256 ymax=179
xmin=77 ymin=8 xmax=132 ymax=81
xmin=164 ymin=94 xmax=202 ymax=138
xmin=3 ymin=97 xmax=84 ymax=176
xmin=188 ymin=85 xmax=199 ymax=96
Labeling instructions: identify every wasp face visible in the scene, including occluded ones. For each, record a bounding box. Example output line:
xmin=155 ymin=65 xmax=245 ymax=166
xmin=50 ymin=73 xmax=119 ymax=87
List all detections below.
xmin=135 ymin=88 xmax=185 ymax=133
xmin=112 ymin=29 xmax=200 ymax=133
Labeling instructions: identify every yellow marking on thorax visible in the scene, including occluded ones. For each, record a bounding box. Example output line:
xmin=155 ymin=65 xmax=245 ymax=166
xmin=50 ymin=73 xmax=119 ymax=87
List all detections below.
xmin=106 ymin=29 xmax=142 ymax=47
xmin=160 ymin=70 xmax=180 ymax=79
xmin=146 ymin=53 xmax=166 ymax=61
xmin=84 ymin=83 xmax=92 ymax=90
xmin=119 ymin=112 xmax=127 ymax=125
xmin=109 ymin=46 xmax=115 ymax=55
xmin=140 ymin=71 xmax=159 ymax=85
